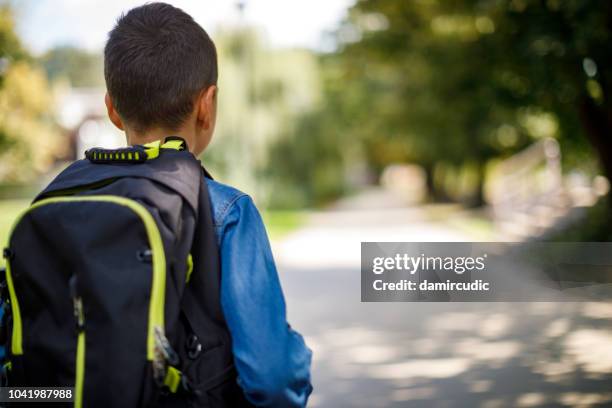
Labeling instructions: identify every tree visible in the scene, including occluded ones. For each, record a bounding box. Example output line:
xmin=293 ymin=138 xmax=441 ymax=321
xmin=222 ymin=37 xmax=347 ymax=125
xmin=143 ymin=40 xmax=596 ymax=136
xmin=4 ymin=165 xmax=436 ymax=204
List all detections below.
xmin=493 ymin=1 xmax=612 ymax=192
xmin=206 ymin=27 xmax=321 ymax=206
xmin=40 ymin=46 xmax=104 ymax=87
xmin=0 ymin=5 xmax=64 ymax=182
xmin=278 ymin=0 xmax=612 ymax=207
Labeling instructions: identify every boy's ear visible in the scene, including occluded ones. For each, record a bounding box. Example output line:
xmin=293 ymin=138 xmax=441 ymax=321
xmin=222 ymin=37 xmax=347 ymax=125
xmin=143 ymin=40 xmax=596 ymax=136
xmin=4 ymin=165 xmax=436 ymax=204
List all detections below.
xmin=105 ymin=92 xmax=124 ymax=131
xmin=196 ymin=85 xmax=217 ymax=130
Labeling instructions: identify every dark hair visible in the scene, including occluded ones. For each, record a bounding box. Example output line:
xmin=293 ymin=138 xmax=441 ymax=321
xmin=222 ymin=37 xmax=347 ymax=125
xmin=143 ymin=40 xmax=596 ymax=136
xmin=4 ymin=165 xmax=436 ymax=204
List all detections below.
xmin=104 ymin=2 xmax=217 ymax=132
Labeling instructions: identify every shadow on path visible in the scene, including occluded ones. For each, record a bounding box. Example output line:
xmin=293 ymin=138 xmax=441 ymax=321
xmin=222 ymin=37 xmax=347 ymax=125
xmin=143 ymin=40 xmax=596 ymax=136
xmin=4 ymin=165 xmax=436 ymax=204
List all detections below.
xmin=274 ymin=200 xmax=612 ymax=407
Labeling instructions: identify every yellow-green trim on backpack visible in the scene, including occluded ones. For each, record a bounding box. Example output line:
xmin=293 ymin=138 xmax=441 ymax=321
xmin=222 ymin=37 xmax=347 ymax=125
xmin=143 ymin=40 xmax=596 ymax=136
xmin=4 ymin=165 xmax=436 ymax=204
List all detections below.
xmin=74 ymin=326 xmax=86 ymax=408
xmin=185 ymin=254 xmax=194 ymax=283
xmin=143 ymin=139 xmax=186 ymax=160
xmin=163 ymin=366 xmax=182 ymax=393
xmin=161 ymin=139 xmax=186 ymax=151
xmin=4 ymin=259 xmax=22 ymax=355
xmin=144 ymin=141 xmax=161 ymax=160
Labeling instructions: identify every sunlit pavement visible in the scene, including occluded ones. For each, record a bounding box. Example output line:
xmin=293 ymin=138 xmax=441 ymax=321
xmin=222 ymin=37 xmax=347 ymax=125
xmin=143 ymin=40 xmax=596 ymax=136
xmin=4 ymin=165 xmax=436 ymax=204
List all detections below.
xmin=273 ymin=203 xmax=612 ymax=408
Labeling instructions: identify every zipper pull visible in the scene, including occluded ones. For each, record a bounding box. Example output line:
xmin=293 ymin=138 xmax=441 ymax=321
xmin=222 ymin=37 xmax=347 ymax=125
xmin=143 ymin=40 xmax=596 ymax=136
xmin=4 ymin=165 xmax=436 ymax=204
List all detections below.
xmin=69 ymin=275 xmax=85 ymax=331
xmin=73 ymin=297 xmax=85 ymax=331
xmin=152 ymin=327 xmax=180 ymax=385
xmin=154 ymin=327 xmax=179 ymax=366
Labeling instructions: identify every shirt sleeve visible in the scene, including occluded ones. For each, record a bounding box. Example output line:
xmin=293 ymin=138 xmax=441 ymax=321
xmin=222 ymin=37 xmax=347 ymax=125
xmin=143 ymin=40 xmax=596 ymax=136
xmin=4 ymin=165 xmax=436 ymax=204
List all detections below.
xmin=217 ymin=195 xmax=313 ymax=407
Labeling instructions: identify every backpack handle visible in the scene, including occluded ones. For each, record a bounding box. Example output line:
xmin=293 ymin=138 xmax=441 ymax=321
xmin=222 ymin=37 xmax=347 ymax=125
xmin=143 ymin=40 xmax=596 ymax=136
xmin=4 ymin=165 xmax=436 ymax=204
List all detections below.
xmin=85 ymin=137 xmax=189 ymax=164
xmin=85 ymin=145 xmax=148 ymax=164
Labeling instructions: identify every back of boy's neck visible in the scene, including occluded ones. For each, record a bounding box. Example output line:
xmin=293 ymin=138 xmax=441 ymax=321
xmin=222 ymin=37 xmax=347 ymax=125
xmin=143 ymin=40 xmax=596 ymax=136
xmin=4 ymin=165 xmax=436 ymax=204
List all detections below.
xmin=126 ymin=128 xmax=192 ymax=147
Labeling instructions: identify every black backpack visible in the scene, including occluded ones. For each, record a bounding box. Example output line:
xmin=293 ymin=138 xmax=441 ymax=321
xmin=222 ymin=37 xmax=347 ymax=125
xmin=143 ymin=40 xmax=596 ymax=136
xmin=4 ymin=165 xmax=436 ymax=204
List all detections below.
xmin=0 ymin=138 xmax=252 ymax=407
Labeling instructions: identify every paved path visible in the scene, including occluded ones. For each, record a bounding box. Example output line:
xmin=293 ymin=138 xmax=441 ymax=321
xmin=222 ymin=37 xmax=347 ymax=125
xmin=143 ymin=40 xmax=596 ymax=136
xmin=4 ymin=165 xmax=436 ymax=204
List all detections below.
xmin=272 ymin=198 xmax=612 ymax=408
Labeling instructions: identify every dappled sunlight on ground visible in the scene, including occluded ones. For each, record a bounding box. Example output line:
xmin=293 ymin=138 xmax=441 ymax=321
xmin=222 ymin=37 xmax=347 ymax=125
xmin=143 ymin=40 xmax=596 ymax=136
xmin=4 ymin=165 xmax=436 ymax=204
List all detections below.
xmin=275 ymin=205 xmax=612 ymax=407
xmin=293 ymin=302 xmax=612 ymax=407
xmin=564 ymin=330 xmax=612 ymax=374
xmin=367 ymin=358 xmax=472 ymax=380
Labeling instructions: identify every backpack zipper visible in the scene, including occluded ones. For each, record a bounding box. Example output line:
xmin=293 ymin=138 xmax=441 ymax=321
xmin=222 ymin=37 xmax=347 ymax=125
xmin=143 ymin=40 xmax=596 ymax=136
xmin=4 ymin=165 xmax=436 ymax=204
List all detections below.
xmin=70 ymin=276 xmax=85 ymax=408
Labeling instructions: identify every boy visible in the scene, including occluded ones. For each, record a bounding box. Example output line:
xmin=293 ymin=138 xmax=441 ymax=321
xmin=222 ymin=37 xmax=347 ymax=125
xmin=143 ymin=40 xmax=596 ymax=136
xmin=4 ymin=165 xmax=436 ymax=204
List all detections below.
xmin=103 ymin=3 xmax=312 ymax=407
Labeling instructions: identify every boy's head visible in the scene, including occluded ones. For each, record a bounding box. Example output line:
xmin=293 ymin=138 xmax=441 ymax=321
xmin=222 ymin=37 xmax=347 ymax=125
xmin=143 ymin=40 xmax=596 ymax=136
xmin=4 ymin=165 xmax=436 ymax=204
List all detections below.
xmin=104 ymin=2 xmax=218 ymax=155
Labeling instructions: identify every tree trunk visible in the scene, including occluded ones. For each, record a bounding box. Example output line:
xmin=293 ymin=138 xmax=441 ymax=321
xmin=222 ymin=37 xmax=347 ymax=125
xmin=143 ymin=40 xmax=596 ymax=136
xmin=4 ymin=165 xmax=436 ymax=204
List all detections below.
xmin=423 ymin=162 xmax=448 ymax=202
xmin=578 ymin=96 xmax=612 ymax=208
xmin=423 ymin=162 xmax=436 ymax=202
xmin=466 ymin=161 xmax=486 ymax=208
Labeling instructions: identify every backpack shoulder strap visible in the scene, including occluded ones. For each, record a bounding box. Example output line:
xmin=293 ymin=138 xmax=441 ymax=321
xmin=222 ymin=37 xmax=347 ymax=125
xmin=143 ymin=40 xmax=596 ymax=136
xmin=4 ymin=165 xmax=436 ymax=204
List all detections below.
xmin=36 ymin=139 xmax=203 ymax=213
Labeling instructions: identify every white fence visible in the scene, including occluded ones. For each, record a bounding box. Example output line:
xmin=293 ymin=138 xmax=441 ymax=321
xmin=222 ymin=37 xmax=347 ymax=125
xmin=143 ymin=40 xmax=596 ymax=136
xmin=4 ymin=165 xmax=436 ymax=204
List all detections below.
xmin=488 ymin=138 xmax=608 ymax=240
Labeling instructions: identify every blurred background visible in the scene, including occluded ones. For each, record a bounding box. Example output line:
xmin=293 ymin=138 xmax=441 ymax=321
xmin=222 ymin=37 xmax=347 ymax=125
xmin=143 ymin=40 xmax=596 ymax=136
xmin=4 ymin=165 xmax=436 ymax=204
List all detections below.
xmin=1 ymin=0 xmax=612 ymax=406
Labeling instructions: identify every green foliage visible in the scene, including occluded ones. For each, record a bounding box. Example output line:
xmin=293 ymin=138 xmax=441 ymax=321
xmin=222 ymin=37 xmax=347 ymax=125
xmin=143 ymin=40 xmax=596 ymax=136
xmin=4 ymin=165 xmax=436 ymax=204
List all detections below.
xmin=261 ymin=210 xmax=306 ymax=240
xmin=341 ymin=0 xmax=612 ymax=168
xmin=204 ymin=28 xmax=321 ymax=206
xmin=264 ymin=54 xmax=368 ymax=208
xmin=547 ymin=197 xmax=612 ymax=242
xmin=40 ymin=46 xmax=104 ymax=87
xmin=269 ymin=0 xmax=612 ymax=207
xmin=265 ymin=99 xmax=349 ymax=208
xmin=0 ymin=5 xmax=22 ymax=149
xmin=0 ymin=5 xmax=23 ymax=62
xmin=0 ymin=5 xmax=64 ymax=182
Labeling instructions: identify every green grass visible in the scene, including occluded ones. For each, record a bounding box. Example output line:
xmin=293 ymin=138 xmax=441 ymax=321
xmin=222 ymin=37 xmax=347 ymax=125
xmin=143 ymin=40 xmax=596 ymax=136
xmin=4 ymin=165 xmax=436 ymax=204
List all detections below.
xmin=262 ymin=210 xmax=306 ymax=240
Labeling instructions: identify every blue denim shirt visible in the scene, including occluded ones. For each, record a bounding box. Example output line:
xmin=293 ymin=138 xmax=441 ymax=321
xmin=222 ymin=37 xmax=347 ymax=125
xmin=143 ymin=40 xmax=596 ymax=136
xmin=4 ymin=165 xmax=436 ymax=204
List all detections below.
xmin=207 ymin=179 xmax=313 ymax=407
